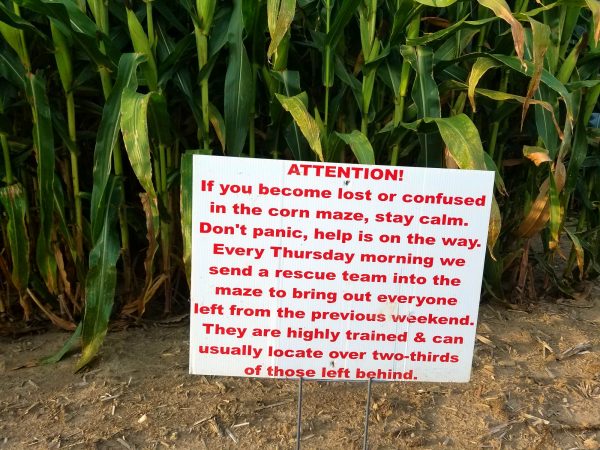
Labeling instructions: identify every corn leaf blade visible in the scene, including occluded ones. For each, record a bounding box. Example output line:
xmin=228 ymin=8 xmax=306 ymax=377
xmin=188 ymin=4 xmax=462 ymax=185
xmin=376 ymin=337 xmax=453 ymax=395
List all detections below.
xmin=335 ymin=130 xmax=375 ymax=165
xmin=224 ymin=0 xmax=252 ymax=156
xmin=77 ymin=176 xmax=122 ymax=371
xmin=0 ymin=183 xmax=29 ymax=294
xmin=276 ymin=93 xmax=324 ymax=161
xmin=25 ymin=73 xmax=57 ymax=295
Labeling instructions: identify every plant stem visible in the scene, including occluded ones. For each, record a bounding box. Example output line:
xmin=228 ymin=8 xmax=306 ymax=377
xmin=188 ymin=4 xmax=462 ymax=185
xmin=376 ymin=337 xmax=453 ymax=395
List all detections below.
xmin=195 ymin=27 xmax=210 ymax=151
xmin=12 ymin=3 xmax=31 ymax=71
xmin=489 ymin=70 xmax=508 ymax=164
xmin=360 ymin=0 xmax=377 ymax=136
xmin=391 ymin=11 xmax=419 ymax=166
xmin=324 ymin=0 xmax=331 ymax=131
xmin=93 ymin=2 xmax=132 ymax=290
xmin=66 ymin=92 xmax=84 ymax=259
xmin=158 ymin=142 xmax=171 ymax=313
xmin=146 ymin=0 xmax=155 ymax=50
xmin=1 ymin=135 xmax=13 ymax=185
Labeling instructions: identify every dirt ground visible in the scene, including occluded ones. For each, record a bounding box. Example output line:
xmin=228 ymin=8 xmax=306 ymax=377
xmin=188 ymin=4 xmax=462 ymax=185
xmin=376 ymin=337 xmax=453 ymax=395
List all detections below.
xmin=1 ymin=282 xmax=599 ymax=450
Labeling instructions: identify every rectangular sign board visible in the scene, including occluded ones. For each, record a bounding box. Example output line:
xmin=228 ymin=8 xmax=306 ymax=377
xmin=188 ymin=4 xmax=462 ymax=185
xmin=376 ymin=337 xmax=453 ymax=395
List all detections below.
xmin=190 ymin=155 xmax=494 ymax=382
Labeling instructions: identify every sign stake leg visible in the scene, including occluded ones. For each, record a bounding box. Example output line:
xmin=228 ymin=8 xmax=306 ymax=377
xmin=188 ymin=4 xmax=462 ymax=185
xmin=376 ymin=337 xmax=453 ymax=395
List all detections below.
xmin=363 ymin=378 xmax=373 ymax=450
xmin=296 ymin=377 xmax=303 ymax=450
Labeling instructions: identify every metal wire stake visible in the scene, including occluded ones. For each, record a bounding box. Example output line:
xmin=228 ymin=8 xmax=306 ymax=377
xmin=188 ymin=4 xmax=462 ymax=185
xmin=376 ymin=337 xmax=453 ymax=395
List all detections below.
xmin=363 ymin=378 xmax=373 ymax=450
xmin=296 ymin=377 xmax=304 ymax=450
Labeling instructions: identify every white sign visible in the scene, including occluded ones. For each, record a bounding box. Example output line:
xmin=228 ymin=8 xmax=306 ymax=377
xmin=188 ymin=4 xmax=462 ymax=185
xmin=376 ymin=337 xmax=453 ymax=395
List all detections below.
xmin=190 ymin=155 xmax=494 ymax=382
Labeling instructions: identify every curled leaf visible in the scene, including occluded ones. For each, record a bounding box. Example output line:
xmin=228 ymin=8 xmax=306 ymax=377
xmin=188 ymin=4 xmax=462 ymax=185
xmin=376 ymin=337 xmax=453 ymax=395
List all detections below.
xmin=515 ymin=161 xmax=566 ymax=238
xmin=467 ymin=57 xmax=502 ymax=112
xmin=523 ymin=145 xmax=552 ymax=166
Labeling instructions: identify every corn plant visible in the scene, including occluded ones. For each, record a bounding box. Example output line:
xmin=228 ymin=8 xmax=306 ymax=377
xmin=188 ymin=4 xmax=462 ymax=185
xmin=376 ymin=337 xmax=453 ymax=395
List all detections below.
xmin=0 ymin=0 xmax=598 ymax=368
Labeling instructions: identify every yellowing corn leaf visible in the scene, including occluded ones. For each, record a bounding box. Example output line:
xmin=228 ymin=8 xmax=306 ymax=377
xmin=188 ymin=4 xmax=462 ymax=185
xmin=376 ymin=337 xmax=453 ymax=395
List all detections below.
xmin=474 ymin=87 xmax=563 ymax=138
xmin=478 ymin=0 xmax=525 ymax=62
xmin=468 ymin=58 xmax=502 ymax=112
xmin=267 ymin=0 xmax=296 ymax=60
xmin=564 ymin=228 xmax=585 ymax=279
xmin=429 ymin=115 xmax=502 ymax=253
xmin=523 ymin=145 xmax=552 ymax=165
xmin=276 ymin=93 xmax=324 ymax=161
xmin=414 ymin=0 xmax=459 ymax=6
xmin=208 ymin=102 xmax=226 ymax=153
xmin=488 ymin=197 xmax=501 ymax=259
xmin=522 ymin=18 xmax=550 ymax=127
xmin=585 ymin=0 xmax=600 ymax=45
xmin=515 ymin=160 xmax=566 ymax=238
xmin=444 ymin=147 xmax=460 ymax=169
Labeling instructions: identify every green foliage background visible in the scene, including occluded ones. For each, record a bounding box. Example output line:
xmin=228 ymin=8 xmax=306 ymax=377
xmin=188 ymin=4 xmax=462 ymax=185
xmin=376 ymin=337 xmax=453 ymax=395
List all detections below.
xmin=0 ymin=0 xmax=598 ymax=368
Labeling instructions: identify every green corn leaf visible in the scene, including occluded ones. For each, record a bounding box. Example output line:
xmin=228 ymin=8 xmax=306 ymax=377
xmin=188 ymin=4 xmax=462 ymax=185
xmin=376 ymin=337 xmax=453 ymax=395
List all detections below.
xmin=147 ymin=93 xmax=173 ymax=147
xmin=224 ymin=0 xmax=252 ymax=156
xmin=90 ymin=53 xmax=145 ymax=224
xmin=50 ymin=20 xmax=73 ymax=93
xmin=77 ymin=176 xmax=122 ymax=371
xmin=0 ymin=183 xmax=30 ymax=294
xmin=153 ymin=1 xmax=187 ymax=34
xmin=14 ymin=0 xmax=114 ymax=70
xmin=25 ymin=73 xmax=57 ymax=295
xmin=564 ymin=111 xmax=590 ymax=196
xmin=50 ymin=174 xmax=73 ymax=247
xmin=267 ymin=0 xmax=296 ymax=59
xmin=434 ymin=29 xmax=480 ymax=63
xmin=0 ymin=23 xmax=28 ymax=71
xmin=155 ymin=23 xmax=202 ymax=125
xmin=180 ymin=151 xmax=195 ymax=287
xmin=402 ymin=46 xmax=441 ymax=166
xmin=0 ymin=50 xmax=26 ymax=89
xmin=557 ymin=34 xmax=588 ymax=84
xmin=335 ymin=130 xmax=375 ymax=165
xmin=401 ymin=46 xmax=441 ymax=119
xmin=126 ymin=8 xmax=158 ymax=91
xmin=335 ymin=57 xmax=363 ymax=113
xmin=156 ymin=32 xmax=195 ymax=85
xmin=467 ymin=57 xmax=502 ymax=111
xmin=483 ymin=152 xmax=508 ymax=195
xmin=408 ymin=17 xmax=498 ymax=46
xmin=271 ymin=69 xmax=311 ymax=160
xmin=407 ymin=15 xmax=466 ymax=45
xmin=534 ymin=85 xmax=560 ymax=159
xmin=326 ymin=0 xmax=362 ymax=48
xmin=180 ymin=148 xmax=211 ymax=288
xmin=197 ymin=0 xmax=216 ymax=31
xmin=379 ymin=55 xmax=401 ymax=98
xmin=566 ymin=80 xmax=600 ymax=90
xmin=41 ymin=322 xmax=81 ymax=365
xmin=276 ymin=93 xmax=324 ymax=161
xmin=0 ymin=1 xmax=38 ymax=32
